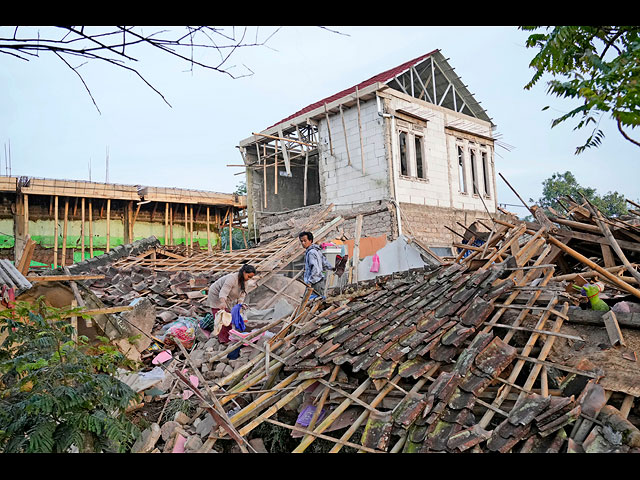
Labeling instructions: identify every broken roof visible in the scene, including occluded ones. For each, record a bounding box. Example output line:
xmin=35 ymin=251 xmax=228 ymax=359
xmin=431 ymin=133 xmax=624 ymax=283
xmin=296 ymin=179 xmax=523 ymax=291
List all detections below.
xmin=264 ymin=49 xmax=492 ymax=132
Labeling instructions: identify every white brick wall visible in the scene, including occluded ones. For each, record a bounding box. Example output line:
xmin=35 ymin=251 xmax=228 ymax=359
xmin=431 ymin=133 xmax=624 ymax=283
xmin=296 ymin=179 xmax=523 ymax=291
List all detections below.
xmin=315 ymin=92 xmax=497 ymax=217
xmin=318 ymin=99 xmax=390 ymax=206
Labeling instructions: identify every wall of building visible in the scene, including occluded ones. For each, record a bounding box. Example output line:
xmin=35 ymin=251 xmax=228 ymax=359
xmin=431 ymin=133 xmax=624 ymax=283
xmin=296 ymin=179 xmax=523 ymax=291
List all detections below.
xmin=383 ymin=90 xmax=497 ymax=215
xmin=0 ymin=192 xmax=224 ymax=266
xmin=317 ymin=98 xmax=391 ymax=207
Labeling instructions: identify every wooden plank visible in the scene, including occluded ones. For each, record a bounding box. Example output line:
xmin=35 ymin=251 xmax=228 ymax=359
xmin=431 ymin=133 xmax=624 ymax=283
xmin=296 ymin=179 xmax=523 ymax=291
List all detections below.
xmin=81 ymin=198 xmax=85 ymax=261
xmin=206 ymin=206 xmax=211 ymax=253
xmin=106 ymin=198 xmax=111 ymax=252
xmin=339 ymin=104 xmax=351 ymax=166
xmin=61 ymin=197 xmax=69 ymax=267
xmin=352 ymin=214 xmax=363 ymax=284
xmin=53 ymin=196 xmax=59 ymax=268
xmin=88 ymin=199 xmax=94 ymax=258
xmin=324 ymin=103 xmax=333 ymax=156
xmin=355 ymin=86 xmax=365 ymax=174
xmin=547 ymin=235 xmax=640 ymax=300
xmin=164 ymin=202 xmax=169 ymax=246
xmin=27 ymin=274 xmax=106 ymax=282
xmin=24 ymin=193 xmax=29 ymax=238
xmin=60 ymin=305 xmax=134 ymax=318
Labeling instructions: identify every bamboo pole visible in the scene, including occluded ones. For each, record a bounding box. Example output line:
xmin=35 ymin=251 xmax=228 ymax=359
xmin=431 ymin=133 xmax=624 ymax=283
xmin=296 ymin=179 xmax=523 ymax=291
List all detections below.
xmin=292 ymin=378 xmax=372 ymax=453
xmin=164 ymin=202 xmax=169 ymax=246
xmin=583 ymin=199 xmax=640 ymax=285
xmin=24 ymin=193 xmax=29 ymax=238
xmin=53 ymin=196 xmax=58 ymax=268
xmin=170 ymin=204 xmax=174 ymax=246
xmin=206 ymin=206 xmax=211 ymax=253
xmin=339 ymin=104 xmax=351 ymax=166
xmin=324 ymin=103 xmax=334 ymax=156
xmin=274 ymin=140 xmax=279 ymax=195
xmin=81 ymin=198 xmax=85 ymax=261
xmin=61 ymin=197 xmax=68 ymax=267
xmin=190 ymin=205 xmax=195 ymax=252
xmin=356 ymin=86 xmax=365 ymax=174
xmin=88 ymin=199 xmax=93 ymax=258
xmin=184 ymin=204 xmax=188 ymax=248
xmin=106 ymin=198 xmax=111 ymax=252
xmin=547 ymin=235 xmax=640 ymax=300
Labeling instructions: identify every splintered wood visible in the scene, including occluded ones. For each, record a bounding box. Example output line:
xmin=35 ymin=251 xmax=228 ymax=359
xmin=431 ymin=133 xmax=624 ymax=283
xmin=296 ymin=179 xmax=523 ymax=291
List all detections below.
xmin=187 ymin=196 xmax=640 ymax=453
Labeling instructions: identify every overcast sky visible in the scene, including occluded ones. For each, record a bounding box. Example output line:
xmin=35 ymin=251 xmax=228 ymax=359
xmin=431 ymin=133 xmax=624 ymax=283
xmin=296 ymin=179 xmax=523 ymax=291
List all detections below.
xmin=1 ymin=26 xmax=637 ymax=218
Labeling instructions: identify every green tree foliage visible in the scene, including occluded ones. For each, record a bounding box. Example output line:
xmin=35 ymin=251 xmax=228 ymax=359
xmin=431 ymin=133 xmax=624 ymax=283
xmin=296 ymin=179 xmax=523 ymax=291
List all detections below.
xmin=521 ymin=26 xmax=640 ymax=153
xmin=0 ymin=298 xmax=141 ymax=453
xmin=531 ymin=171 xmax=628 ymax=217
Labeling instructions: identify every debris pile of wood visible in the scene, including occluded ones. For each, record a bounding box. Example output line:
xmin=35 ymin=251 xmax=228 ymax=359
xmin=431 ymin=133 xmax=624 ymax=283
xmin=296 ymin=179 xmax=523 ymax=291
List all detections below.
xmin=20 ymin=193 xmax=640 ymax=453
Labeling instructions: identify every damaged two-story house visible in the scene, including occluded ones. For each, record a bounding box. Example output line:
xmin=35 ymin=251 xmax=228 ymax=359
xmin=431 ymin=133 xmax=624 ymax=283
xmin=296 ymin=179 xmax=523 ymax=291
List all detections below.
xmin=238 ymin=49 xmax=512 ymax=257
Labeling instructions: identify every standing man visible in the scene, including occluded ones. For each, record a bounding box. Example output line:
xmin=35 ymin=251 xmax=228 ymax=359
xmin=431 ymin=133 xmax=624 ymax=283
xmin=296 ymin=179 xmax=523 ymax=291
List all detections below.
xmin=299 ymin=231 xmax=333 ymax=299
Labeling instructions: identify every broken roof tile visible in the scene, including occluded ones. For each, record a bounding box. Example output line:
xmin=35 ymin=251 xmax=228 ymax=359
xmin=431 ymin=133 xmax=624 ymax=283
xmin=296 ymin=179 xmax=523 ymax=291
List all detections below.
xmin=424 ymin=420 xmax=463 ymax=452
xmin=440 ymin=324 xmax=475 ymax=348
xmin=361 ymin=410 xmax=394 ymax=451
xmin=447 ymin=388 xmax=477 ymax=411
xmin=487 ymin=424 xmax=532 ymax=453
xmin=392 ymin=392 xmax=429 ymax=428
xmin=416 ymin=312 xmax=450 ymax=333
xmin=576 ymin=380 xmax=607 ymax=419
xmin=507 ymin=393 xmax=551 ymax=426
xmin=473 ymin=336 xmax=517 ymax=377
xmin=458 ymin=369 xmax=494 ymax=395
xmin=538 ymin=405 xmax=581 ymax=437
xmin=447 ymin=424 xmax=492 ymax=452
xmin=427 ymin=371 xmax=461 ymax=402
xmin=452 ymin=331 xmax=494 ymax=376
xmin=343 ymin=333 xmax=371 ymax=352
xmin=397 ymin=357 xmax=435 ymax=379
xmin=534 ymin=395 xmax=575 ymax=425
xmin=350 ymin=352 xmax=379 ymax=373
xmin=429 ymin=343 xmax=459 ymax=363
xmin=367 ymin=357 xmax=398 ymax=379
xmin=459 ymin=296 xmax=495 ymax=328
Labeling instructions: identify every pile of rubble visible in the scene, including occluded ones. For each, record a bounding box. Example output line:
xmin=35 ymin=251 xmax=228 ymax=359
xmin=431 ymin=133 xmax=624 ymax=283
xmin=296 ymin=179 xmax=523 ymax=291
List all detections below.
xmin=20 ymin=194 xmax=640 ymax=453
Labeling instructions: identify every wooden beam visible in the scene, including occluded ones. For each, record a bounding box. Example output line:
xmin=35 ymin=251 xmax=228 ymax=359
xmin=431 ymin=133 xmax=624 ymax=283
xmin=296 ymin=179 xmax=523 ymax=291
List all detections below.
xmin=53 ymin=195 xmax=58 ymax=268
xmin=164 ymin=202 xmax=169 ymax=246
xmin=106 ymin=198 xmax=111 ymax=252
xmin=206 ymin=206 xmax=212 ymax=253
xmin=80 ymin=198 xmax=85 ymax=261
xmin=324 ymin=103 xmax=333 ymax=156
xmin=88 ymin=199 xmax=94 ymax=258
xmin=184 ymin=204 xmax=189 ymax=248
xmin=339 ymin=104 xmax=351 ymax=166
xmin=277 ymin=126 xmax=291 ymax=175
xmin=274 ymin=140 xmax=279 ymax=195
xmin=27 ymin=274 xmax=106 ymax=282
xmin=547 ymin=235 xmax=640 ymax=300
xmin=61 ymin=197 xmax=68 ymax=267
xmin=356 ymin=86 xmax=365 ymax=174
xmin=24 ymin=193 xmax=29 ymax=238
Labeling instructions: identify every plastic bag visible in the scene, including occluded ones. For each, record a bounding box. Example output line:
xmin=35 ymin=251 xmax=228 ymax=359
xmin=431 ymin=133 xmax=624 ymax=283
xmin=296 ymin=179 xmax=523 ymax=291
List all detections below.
xmin=370 ymin=253 xmax=380 ymax=273
xmin=162 ymin=317 xmax=199 ymax=349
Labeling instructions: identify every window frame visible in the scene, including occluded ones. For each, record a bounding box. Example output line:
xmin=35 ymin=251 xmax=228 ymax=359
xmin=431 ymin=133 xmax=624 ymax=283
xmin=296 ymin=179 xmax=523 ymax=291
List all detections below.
xmin=397 ymin=124 xmax=429 ymax=182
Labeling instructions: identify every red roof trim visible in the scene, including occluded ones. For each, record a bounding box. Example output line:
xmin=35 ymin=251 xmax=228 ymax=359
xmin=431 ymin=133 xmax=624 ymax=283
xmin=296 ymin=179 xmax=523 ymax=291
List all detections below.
xmin=267 ymin=49 xmax=440 ymax=130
